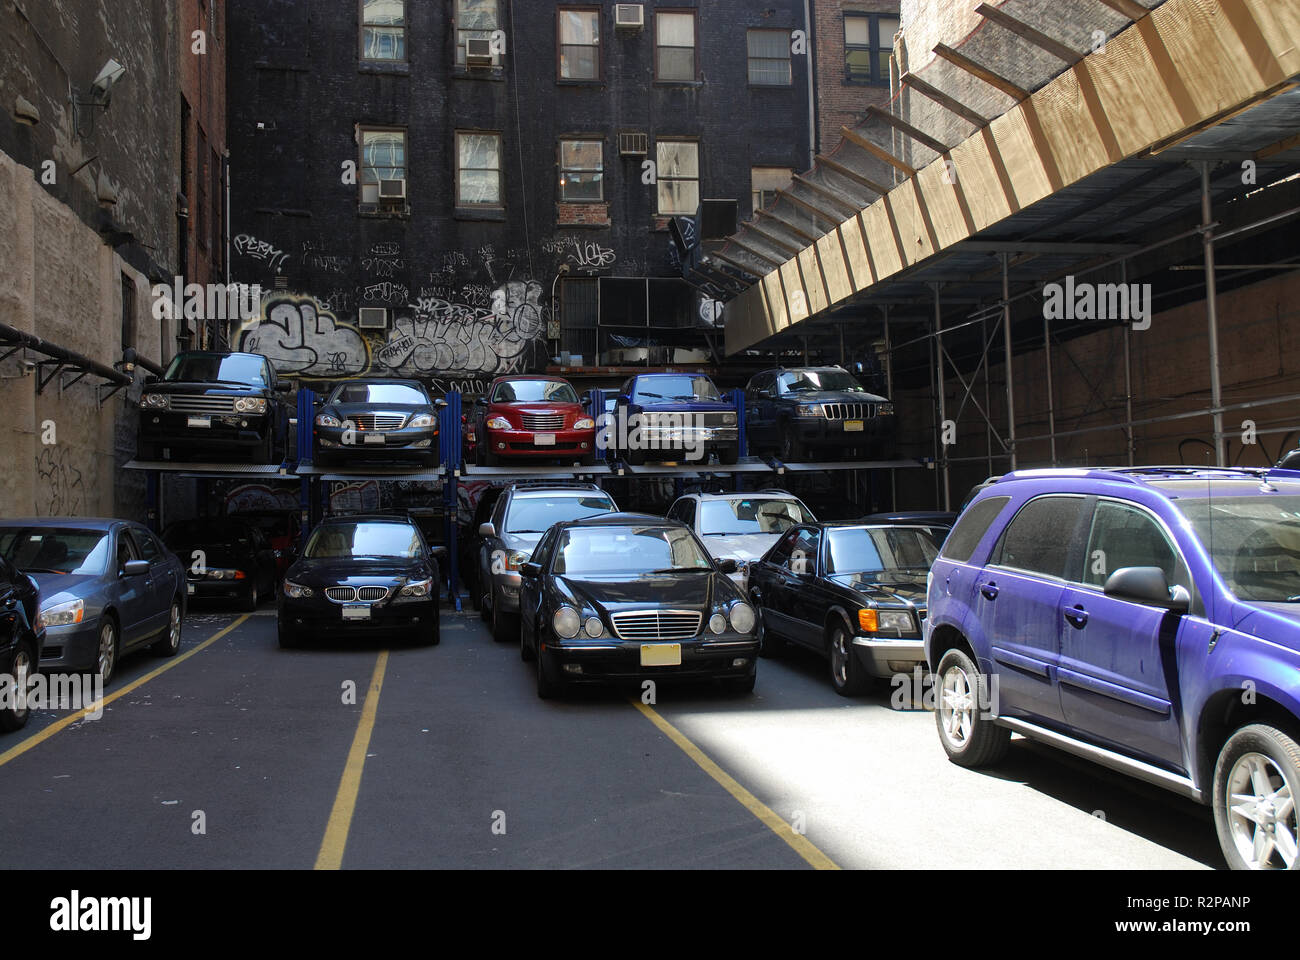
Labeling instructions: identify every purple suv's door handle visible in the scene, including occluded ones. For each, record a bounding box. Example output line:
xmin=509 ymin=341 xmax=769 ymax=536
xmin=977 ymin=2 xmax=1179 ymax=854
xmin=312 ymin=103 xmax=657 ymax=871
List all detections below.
xmin=1064 ymin=605 xmax=1089 ymax=628
xmin=979 ymin=582 xmax=998 ymax=600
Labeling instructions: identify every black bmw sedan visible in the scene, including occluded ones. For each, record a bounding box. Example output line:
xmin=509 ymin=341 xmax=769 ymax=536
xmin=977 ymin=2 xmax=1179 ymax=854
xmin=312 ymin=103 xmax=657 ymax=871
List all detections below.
xmin=518 ymin=513 xmax=759 ymax=698
xmin=277 ymin=515 xmax=443 ymax=648
xmin=313 ymin=379 xmax=442 ymax=467
xmin=747 ymin=522 xmax=942 ymax=696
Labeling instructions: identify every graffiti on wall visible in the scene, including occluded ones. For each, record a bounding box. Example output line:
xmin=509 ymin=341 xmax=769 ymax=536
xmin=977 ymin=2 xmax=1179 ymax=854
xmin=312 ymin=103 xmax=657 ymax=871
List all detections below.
xmin=36 ymin=447 xmax=85 ymax=517
xmin=234 ymin=234 xmax=290 ymax=272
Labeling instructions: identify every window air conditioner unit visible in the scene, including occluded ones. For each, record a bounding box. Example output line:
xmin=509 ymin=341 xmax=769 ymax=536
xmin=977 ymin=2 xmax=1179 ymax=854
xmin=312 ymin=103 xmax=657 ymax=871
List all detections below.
xmin=378 ymin=178 xmax=407 ymax=200
xmin=357 ymin=307 xmax=389 ymax=330
xmin=466 ymin=37 xmax=495 ymax=67
xmin=615 ymin=4 xmax=644 ymax=30
xmin=618 ymin=131 xmax=648 ymax=157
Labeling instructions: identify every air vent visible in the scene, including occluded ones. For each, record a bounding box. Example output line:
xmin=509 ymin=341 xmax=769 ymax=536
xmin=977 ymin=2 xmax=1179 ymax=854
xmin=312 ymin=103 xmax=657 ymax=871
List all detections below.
xmin=357 ymin=307 xmax=389 ymax=329
xmin=618 ymin=131 xmax=648 ymax=157
xmin=615 ymin=4 xmax=644 ymax=29
xmin=378 ymin=178 xmax=407 ymax=199
xmin=466 ymin=36 xmax=495 ymax=67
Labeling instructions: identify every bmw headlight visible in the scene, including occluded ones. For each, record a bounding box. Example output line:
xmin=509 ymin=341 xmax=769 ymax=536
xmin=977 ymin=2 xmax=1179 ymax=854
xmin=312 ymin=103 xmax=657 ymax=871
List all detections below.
xmin=729 ymin=603 xmax=756 ymax=635
xmin=399 ymin=577 xmax=434 ymax=598
xmin=552 ymin=606 xmax=580 ymax=639
xmin=487 ymin=417 xmax=511 ymax=430
xmin=708 ymin=613 xmax=727 ymax=635
xmin=505 ymin=551 xmax=529 ymax=571
xmin=795 ymin=403 xmax=823 ymax=417
xmin=574 ymin=417 xmax=595 ymax=430
xmin=234 ymin=397 xmax=268 ymax=414
xmin=140 ymin=393 xmax=169 ymax=410
xmin=37 ymin=598 xmax=84 ymax=629
xmin=315 ymin=413 xmax=342 ymax=428
xmin=283 ymin=580 xmax=313 ymax=599
xmin=408 ymin=414 xmax=436 ymax=429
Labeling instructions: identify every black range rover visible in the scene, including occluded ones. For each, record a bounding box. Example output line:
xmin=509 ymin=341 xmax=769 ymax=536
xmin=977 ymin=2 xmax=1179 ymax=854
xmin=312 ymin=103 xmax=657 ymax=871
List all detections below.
xmin=743 ymin=366 xmax=897 ymax=462
xmin=138 ymin=351 xmax=292 ymax=463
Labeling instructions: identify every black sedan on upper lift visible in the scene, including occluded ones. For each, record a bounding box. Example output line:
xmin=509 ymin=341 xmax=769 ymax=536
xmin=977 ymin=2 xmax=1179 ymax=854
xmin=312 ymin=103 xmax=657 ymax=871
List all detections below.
xmin=746 ymin=521 xmax=943 ymax=696
xmin=277 ymin=514 xmax=444 ymax=648
xmin=518 ymin=513 xmax=759 ymax=699
xmin=312 ymin=379 xmax=444 ymax=467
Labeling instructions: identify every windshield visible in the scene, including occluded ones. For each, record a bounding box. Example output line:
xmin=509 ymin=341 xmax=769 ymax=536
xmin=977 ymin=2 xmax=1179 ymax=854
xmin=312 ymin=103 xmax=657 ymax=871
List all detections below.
xmin=504 ymin=495 xmax=614 ymax=534
xmin=164 ymin=353 xmax=268 ymax=386
xmin=0 ymin=527 xmax=112 ymax=576
xmin=699 ymin=498 xmax=809 ymax=536
xmin=1175 ymin=495 xmax=1300 ymax=602
xmin=637 ymin=376 xmax=721 ymax=402
xmin=492 ymin=380 xmax=578 ymax=404
xmin=554 ymin=526 xmax=712 ymax=576
xmin=779 ymin=370 xmax=866 ymax=394
xmin=303 ymin=521 xmax=421 ymax=560
xmin=331 ymin=382 xmax=428 ymax=404
xmin=825 ymin=526 xmax=941 ymax=577
xmin=163 ymin=521 xmax=252 ymax=549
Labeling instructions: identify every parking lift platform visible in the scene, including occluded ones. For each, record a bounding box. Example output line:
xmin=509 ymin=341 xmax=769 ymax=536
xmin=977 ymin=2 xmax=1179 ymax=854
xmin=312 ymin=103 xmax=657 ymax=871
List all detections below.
xmin=123 ymin=460 xmax=295 ymax=478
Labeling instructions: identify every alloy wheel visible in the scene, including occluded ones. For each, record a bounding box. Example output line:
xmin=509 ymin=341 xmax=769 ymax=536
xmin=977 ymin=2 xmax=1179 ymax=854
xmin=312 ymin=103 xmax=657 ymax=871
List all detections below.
xmin=939 ymin=663 xmax=976 ymax=747
xmin=830 ymin=632 xmax=850 ymax=686
xmin=98 ymin=621 xmax=117 ymax=683
xmin=1226 ymin=752 xmax=1298 ymax=869
xmin=9 ymin=647 xmax=31 ymax=721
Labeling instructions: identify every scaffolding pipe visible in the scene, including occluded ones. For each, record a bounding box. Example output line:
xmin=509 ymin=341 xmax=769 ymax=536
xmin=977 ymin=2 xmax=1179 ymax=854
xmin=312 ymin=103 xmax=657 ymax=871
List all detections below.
xmin=1002 ymin=253 xmax=1017 ymax=470
xmin=1201 ymin=162 xmax=1226 ymax=467
xmin=1122 ymin=260 xmax=1135 ymax=466
xmin=1044 ymin=310 xmax=1057 ymax=465
xmin=934 ymin=284 xmax=950 ymax=510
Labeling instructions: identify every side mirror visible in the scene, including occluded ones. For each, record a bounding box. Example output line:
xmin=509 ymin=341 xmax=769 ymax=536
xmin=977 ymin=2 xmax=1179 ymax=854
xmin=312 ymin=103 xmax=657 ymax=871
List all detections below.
xmin=478 ymin=522 xmax=496 ymax=538
xmin=429 ymin=545 xmax=449 ymax=564
xmin=1103 ymin=566 xmax=1190 ymax=613
xmin=122 ymin=559 xmax=150 ymax=577
xmin=435 ymin=399 xmax=448 ymax=409
xmin=520 ymin=562 xmax=542 ymax=580
xmin=718 ymin=558 xmax=739 ymax=574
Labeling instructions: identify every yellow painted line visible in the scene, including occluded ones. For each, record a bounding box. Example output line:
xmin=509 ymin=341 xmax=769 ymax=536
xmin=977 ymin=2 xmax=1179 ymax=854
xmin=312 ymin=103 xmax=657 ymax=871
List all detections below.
xmin=314 ymin=650 xmax=389 ymax=871
xmin=630 ymin=698 xmax=840 ymax=870
xmin=0 ymin=615 xmax=250 ymax=770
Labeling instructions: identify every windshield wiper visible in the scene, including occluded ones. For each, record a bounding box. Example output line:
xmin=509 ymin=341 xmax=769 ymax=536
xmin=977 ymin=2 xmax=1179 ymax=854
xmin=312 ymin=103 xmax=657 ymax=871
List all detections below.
xmin=647 ymin=567 xmax=707 ymax=574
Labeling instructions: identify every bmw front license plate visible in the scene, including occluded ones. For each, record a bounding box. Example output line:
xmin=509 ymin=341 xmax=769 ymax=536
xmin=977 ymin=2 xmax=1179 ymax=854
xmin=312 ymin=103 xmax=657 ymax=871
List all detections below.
xmin=843 ymin=420 xmax=864 ymax=432
xmin=342 ymin=604 xmax=371 ymax=620
xmin=363 ymin=433 xmax=386 ymax=444
xmin=534 ymin=434 xmax=556 ymax=446
xmin=640 ymin=643 xmax=682 ymax=666
xmin=187 ymin=416 xmax=211 ymax=428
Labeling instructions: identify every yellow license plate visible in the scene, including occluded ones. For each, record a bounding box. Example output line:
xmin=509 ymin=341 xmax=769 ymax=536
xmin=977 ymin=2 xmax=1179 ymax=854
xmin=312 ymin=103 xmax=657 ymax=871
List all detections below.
xmin=844 ymin=420 xmax=864 ymax=432
xmin=640 ymin=643 xmax=682 ymax=666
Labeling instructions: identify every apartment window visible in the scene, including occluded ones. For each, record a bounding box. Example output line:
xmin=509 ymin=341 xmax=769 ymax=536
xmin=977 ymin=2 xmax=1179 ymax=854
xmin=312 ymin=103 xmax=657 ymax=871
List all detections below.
xmin=751 ymin=167 xmax=792 ymax=213
xmin=359 ymin=128 xmax=407 ymax=209
xmin=845 ymin=13 xmax=897 ymax=84
xmin=196 ymin=128 xmax=208 ymax=248
xmin=361 ymin=0 xmax=406 ymax=61
xmin=558 ymin=9 xmax=600 ymax=80
xmin=655 ymin=11 xmax=696 ymax=82
xmin=559 ymin=140 xmax=603 ymax=202
xmin=456 ymin=0 xmax=499 ymax=66
xmin=656 ymin=140 xmax=698 ymax=215
xmin=747 ymin=29 xmax=791 ymax=85
xmin=457 ymin=131 xmax=502 ymax=206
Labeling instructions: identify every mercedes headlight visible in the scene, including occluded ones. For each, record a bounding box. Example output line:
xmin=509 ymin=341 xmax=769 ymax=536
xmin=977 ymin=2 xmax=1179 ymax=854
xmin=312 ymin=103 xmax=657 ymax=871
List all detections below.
xmin=728 ymin=603 xmax=756 ymax=634
xmin=283 ymin=580 xmax=313 ymax=599
xmin=552 ymin=606 xmax=580 ymax=639
xmin=234 ymin=397 xmax=268 ymax=414
xmin=408 ymin=414 xmax=435 ymax=429
xmin=37 ymin=598 xmax=84 ymax=629
xmin=708 ymin=613 xmax=727 ymax=635
xmin=315 ymin=413 xmax=342 ymax=428
xmin=859 ymin=608 xmax=913 ymax=633
xmin=583 ymin=616 xmax=605 ymax=638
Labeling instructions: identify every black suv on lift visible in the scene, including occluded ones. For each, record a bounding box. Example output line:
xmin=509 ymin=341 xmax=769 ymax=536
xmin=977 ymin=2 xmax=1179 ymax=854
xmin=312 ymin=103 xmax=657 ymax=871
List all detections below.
xmin=138 ymin=351 xmax=292 ymax=463
xmin=744 ymin=366 xmax=897 ymax=462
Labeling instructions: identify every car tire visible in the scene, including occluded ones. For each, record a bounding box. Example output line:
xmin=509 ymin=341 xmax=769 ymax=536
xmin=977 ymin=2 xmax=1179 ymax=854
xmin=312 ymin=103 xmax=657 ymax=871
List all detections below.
xmin=0 ymin=640 xmax=35 ymax=732
xmin=934 ymin=647 xmax=1009 ymax=767
xmin=277 ymin=622 xmax=300 ymax=649
xmin=492 ymin=598 xmax=518 ymax=644
xmin=95 ymin=616 xmax=119 ymax=686
xmin=724 ymin=671 xmax=756 ymax=695
xmin=240 ymin=581 xmax=259 ymax=612
xmin=150 ymin=600 xmax=183 ymax=657
xmin=419 ymin=612 xmax=441 ymax=647
xmin=520 ymin=621 xmax=536 ymax=662
xmin=536 ymin=649 xmax=561 ymax=699
xmin=828 ymin=623 xmax=868 ymax=696
xmin=755 ymin=606 xmax=785 ymax=658
xmin=1212 ymin=723 xmax=1300 ymax=870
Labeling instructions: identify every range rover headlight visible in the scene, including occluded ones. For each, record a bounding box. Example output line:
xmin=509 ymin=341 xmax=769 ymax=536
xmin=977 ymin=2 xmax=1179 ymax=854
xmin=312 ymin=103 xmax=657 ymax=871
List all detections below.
xmin=234 ymin=397 xmax=268 ymax=414
xmin=721 ymin=412 xmax=737 ymax=425
xmin=140 ymin=393 xmax=169 ymax=410
xmin=36 ymin=598 xmax=84 ymax=629
xmin=552 ymin=606 xmax=580 ymax=639
xmin=728 ymin=603 xmax=756 ymax=635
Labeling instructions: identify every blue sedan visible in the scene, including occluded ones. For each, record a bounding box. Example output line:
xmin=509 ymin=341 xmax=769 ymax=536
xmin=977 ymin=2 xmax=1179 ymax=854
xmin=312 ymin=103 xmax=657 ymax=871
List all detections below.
xmin=0 ymin=519 xmax=186 ymax=684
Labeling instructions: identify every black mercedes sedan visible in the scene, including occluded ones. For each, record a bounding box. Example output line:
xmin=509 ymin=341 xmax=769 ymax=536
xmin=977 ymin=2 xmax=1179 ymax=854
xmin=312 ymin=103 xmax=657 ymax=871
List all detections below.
xmin=313 ymin=379 xmax=443 ymax=467
xmin=747 ymin=522 xmax=943 ymax=696
xmin=277 ymin=515 xmax=443 ymax=648
xmin=518 ymin=513 xmax=759 ymax=698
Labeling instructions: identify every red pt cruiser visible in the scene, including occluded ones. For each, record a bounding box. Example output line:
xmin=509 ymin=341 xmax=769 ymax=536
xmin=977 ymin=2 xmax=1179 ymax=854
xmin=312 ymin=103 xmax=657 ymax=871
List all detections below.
xmin=472 ymin=376 xmax=597 ymax=466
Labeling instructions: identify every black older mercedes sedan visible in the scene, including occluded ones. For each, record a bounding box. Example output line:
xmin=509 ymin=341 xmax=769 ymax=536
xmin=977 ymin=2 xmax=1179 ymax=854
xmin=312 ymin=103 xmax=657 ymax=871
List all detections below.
xmin=518 ymin=513 xmax=759 ymax=698
xmin=747 ymin=522 xmax=943 ymax=696
xmin=277 ymin=515 xmax=443 ymax=648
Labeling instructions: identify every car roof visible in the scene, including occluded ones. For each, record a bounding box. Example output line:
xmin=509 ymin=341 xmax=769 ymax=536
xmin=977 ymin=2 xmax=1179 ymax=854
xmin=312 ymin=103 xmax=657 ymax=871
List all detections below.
xmin=0 ymin=518 xmax=124 ymax=531
xmin=330 ymin=377 xmax=426 ymax=388
xmin=511 ymin=488 xmax=611 ymax=499
xmin=316 ymin=513 xmax=415 ymax=524
xmin=565 ymin=512 xmax=682 ymax=527
xmin=991 ymin=466 xmax=1300 ymax=500
xmin=683 ymin=491 xmax=804 ymax=501
xmin=490 ymin=374 xmax=571 ymax=383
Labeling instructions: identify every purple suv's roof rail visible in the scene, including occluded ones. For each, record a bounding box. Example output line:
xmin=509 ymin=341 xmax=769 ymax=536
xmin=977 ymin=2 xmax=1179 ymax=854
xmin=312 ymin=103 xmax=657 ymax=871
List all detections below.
xmin=996 ymin=465 xmax=1291 ymax=486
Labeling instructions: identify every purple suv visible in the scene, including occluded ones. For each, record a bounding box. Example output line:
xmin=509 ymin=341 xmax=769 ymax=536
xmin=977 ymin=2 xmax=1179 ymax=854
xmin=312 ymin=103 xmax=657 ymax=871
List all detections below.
xmin=925 ymin=467 xmax=1300 ymax=870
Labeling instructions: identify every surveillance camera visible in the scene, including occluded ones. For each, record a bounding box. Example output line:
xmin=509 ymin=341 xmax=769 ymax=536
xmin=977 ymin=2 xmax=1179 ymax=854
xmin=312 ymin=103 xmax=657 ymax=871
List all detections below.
xmin=91 ymin=59 xmax=126 ymax=99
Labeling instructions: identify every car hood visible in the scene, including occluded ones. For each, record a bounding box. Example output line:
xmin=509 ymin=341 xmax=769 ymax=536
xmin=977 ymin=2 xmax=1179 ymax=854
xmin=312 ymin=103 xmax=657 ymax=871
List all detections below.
xmin=827 ymin=572 xmax=928 ymax=607
xmin=782 ymin=390 xmax=888 ymax=404
xmin=636 ymin=399 xmax=735 ymax=414
xmin=27 ymin=572 xmax=102 ymax=607
xmin=147 ymin=381 xmax=268 ymax=396
xmin=500 ymin=531 xmax=543 ymax=555
xmin=326 ymin=402 xmax=432 ymax=419
xmin=557 ymin=571 xmax=736 ymax=612
xmin=701 ymin=532 xmax=780 ymax=563
xmin=287 ymin=557 xmax=425 ymax=584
